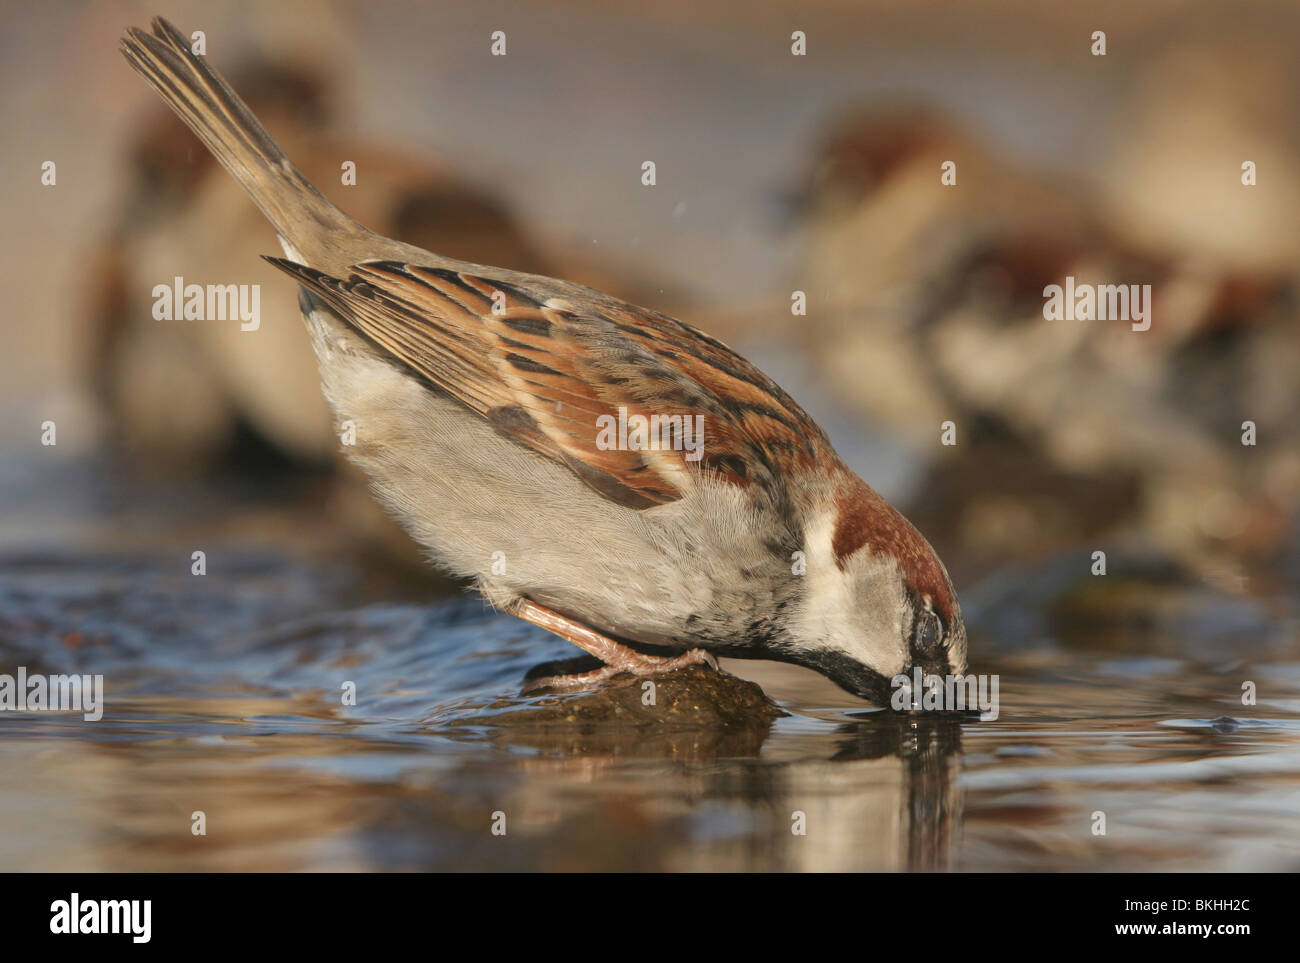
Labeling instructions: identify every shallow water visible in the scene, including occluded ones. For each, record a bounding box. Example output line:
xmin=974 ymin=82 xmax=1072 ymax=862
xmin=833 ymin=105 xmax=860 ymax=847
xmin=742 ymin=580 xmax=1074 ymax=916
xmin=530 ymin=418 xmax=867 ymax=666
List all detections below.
xmin=1 ymin=456 xmax=1299 ymax=872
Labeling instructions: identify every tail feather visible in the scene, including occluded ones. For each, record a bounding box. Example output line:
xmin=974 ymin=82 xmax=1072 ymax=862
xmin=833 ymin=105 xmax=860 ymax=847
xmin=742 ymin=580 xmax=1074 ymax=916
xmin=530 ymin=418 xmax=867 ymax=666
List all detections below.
xmin=120 ymin=17 xmax=357 ymax=263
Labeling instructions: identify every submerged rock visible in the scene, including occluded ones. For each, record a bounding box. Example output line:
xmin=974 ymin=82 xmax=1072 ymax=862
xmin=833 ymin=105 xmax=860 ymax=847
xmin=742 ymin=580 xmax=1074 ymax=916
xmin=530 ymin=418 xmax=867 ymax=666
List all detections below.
xmin=446 ymin=663 xmax=785 ymax=759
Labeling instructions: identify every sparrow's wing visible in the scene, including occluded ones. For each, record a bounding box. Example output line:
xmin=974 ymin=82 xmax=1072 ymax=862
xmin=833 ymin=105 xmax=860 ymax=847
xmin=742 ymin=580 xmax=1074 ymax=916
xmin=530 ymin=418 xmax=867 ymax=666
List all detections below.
xmin=264 ymin=257 xmax=832 ymax=509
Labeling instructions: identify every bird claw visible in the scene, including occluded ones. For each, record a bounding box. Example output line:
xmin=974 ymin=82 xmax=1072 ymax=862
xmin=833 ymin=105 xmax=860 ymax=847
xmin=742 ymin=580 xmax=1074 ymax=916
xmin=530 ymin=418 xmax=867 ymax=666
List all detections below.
xmin=522 ymin=647 xmax=721 ymax=694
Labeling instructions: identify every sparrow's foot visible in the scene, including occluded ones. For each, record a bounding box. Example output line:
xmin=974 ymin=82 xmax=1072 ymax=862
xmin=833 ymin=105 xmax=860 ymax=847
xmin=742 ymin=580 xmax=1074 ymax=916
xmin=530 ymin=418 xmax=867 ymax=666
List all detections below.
xmin=522 ymin=648 xmax=718 ymax=694
xmin=515 ymin=599 xmax=720 ymax=693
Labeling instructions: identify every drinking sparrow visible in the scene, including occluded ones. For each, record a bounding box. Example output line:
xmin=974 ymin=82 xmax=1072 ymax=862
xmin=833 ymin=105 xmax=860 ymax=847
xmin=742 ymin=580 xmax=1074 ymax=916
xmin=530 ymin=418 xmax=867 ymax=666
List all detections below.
xmin=121 ymin=18 xmax=966 ymax=702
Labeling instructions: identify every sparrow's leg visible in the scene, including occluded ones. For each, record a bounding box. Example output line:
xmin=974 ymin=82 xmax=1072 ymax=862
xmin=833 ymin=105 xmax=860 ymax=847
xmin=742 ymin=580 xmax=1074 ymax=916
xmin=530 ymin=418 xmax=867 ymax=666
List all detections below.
xmin=515 ymin=600 xmax=718 ymax=692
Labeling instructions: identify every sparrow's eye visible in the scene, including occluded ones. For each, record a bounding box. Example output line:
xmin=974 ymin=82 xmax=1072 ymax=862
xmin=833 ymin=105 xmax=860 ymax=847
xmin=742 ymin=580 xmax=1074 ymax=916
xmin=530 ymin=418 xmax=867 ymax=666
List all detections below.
xmin=913 ymin=608 xmax=944 ymax=655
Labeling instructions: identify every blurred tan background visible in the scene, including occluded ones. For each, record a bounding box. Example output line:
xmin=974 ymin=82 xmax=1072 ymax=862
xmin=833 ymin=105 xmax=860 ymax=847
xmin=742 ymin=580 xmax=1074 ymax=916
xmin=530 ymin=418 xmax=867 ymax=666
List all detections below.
xmin=3 ymin=0 xmax=1299 ymax=588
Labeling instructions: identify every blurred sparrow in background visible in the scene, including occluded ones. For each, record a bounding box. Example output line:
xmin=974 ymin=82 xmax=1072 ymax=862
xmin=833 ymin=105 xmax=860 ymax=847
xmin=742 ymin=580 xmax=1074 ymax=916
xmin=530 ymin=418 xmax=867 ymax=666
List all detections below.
xmin=796 ymin=102 xmax=1299 ymax=582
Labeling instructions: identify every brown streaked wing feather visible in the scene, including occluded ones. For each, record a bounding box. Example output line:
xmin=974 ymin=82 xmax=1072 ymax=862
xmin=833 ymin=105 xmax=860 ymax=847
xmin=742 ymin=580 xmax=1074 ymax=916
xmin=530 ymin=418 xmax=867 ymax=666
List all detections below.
xmin=594 ymin=302 xmax=831 ymax=474
xmin=263 ymin=256 xmax=834 ymax=509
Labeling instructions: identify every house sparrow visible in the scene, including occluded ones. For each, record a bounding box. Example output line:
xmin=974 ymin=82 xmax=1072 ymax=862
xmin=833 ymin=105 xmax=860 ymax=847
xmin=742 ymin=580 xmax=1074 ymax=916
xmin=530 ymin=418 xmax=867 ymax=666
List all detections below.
xmin=121 ymin=17 xmax=965 ymax=703
xmin=797 ymin=104 xmax=1300 ymax=578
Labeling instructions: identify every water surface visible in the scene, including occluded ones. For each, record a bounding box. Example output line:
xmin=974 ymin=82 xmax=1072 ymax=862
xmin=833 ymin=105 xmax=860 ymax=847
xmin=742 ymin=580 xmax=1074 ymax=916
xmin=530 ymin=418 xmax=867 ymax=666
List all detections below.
xmin=1 ymin=455 xmax=1298 ymax=872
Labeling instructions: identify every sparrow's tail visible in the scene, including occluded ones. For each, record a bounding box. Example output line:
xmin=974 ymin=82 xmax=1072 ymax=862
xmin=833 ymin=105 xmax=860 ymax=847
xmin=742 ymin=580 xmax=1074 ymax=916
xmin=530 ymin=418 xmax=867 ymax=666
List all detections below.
xmin=120 ymin=17 xmax=362 ymax=264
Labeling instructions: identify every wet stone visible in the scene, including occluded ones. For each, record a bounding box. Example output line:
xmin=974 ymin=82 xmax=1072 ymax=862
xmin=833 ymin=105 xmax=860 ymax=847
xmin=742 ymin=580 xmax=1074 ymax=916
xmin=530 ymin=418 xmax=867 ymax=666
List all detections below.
xmin=447 ymin=664 xmax=785 ymax=758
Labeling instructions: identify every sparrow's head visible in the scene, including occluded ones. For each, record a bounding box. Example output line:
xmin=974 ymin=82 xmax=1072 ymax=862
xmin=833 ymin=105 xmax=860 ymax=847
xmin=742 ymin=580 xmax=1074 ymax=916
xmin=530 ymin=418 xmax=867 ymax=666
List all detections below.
xmin=783 ymin=476 xmax=966 ymax=705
